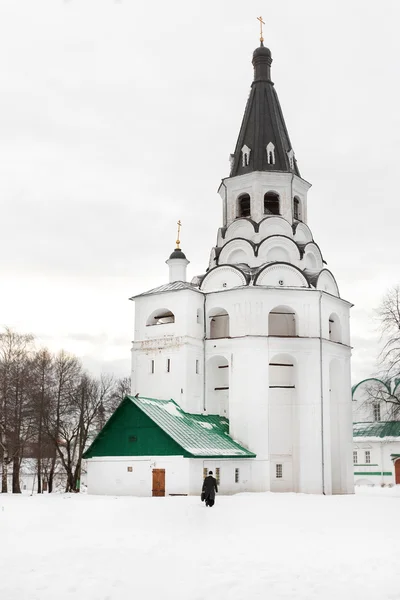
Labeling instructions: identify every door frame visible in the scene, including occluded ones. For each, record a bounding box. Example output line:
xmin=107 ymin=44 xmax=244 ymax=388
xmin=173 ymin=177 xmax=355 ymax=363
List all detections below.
xmin=395 ymin=458 xmax=400 ymax=485
xmin=152 ymin=468 xmax=166 ymax=497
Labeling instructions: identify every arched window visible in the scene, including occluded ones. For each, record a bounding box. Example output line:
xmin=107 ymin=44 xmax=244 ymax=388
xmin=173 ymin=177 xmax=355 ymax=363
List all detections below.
xmin=293 ymin=197 xmax=300 ymax=220
xmin=237 ymin=194 xmax=251 ymax=218
xmin=264 ymin=192 xmax=280 ymax=215
xmin=266 ymin=142 xmax=275 ymax=165
xmin=146 ymin=309 xmax=175 ymax=326
xmin=329 ymin=314 xmax=341 ymax=343
xmin=208 ymin=308 xmax=230 ymax=339
xmin=268 ymin=306 xmax=296 ymax=337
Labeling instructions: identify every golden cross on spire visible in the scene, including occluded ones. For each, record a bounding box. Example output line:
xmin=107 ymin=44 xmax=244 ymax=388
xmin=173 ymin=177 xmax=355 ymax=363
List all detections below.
xmin=176 ymin=219 xmax=182 ymax=249
xmin=257 ymin=15 xmax=265 ymax=44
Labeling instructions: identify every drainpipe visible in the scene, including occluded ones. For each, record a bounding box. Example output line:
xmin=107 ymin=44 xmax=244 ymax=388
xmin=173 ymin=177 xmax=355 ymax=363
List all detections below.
xmin=290 ymin=173 xmax=294 ymax=221
xmin=220 ymin=179 xmax=228 ymax=227
xmin=319 ymin=291 xmax=326 ymax=494
xmin=203 ymin=293 xmax=206 ymax=412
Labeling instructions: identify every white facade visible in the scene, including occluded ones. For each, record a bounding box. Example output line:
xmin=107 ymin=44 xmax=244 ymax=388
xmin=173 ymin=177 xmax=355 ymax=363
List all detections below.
xmin=87 ymin=455 xmax=255 ymax=496
xmin=128 ymin=160 xmax=355 ymax=496
xmin=87 ymin=40 xmax=356 ymax=497
xmin=352 ymin=440 xmax=400 ymax=486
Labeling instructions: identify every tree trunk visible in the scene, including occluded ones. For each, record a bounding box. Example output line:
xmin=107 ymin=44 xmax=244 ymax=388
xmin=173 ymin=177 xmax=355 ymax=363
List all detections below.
xmin=12 ymin=455 xmax=21 ymax=493
xmin=1 ymin=454 xmax=8 ymax=493
xmin=37 ymin=457 xmax=42 ymax=494
xmin=73 ymin=460 xmax=81 ymax=492
xmin=48 ymin=456 xmax=56 ymax=493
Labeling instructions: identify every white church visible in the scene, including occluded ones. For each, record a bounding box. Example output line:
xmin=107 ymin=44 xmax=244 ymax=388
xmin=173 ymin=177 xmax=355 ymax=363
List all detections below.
xmin=84 ymin=37 xmax=355 ymax=496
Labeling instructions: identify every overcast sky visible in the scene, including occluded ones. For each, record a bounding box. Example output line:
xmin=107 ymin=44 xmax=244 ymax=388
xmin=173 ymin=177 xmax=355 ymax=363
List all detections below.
xmin=0 ymin=0 xmax=399 ymax=383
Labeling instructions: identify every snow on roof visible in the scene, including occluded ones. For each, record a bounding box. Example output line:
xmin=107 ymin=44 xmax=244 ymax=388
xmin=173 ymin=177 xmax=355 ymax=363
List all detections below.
xmin=127 ymin=395 xmax=256 ymax=458
xmin=130 ymin=281 xmax=201 ymax=300
xmin=353 ymin=421 xmax=400 ymax=440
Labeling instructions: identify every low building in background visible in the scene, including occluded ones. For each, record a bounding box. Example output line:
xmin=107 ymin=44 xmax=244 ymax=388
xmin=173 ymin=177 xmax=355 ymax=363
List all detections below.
xmin=352 ymin=378 xmax=400 ymax=486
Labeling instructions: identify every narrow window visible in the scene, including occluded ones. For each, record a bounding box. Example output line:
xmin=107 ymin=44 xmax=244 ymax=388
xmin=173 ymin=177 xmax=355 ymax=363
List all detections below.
xmin=266 ymin=142 xmax=275 ymax=165
xmin=235 ymin=468 xmax=239 ymax=483
xmin=203 ymin=467 xmax=207 ymax=479
xmin=151 ymin=359 xmax=155 ymax=374
xmin=276 ymin=464 xmax=283 ymax=479
xmin=288 ymin=149 xmax=295 ymax=170
xmin=215 ymin=467 xmax=221 ymax=485
xmin=373 ymin=403 xmax=381 ymax=422
xmin=353 ymin=451 xmax=358 ymax=465
xmin=365 ymin=451 xmax=371 ymax=464
xmin=195 ymin=359 xmax=200 ymax=375
xmin=264 ymin=192 xmax=280 ymax=215
xmin=196 ymin=309 xmax=202 ymax=324
xmin=241 ymin=145 xmax=251 ymax=167
xmin=238 ymin=194 xmax=251 ymax=218
xmin=166 ymin=358 xmax=171 ymax=373
xmin=293 ymin=197 xmax=300 ymax=220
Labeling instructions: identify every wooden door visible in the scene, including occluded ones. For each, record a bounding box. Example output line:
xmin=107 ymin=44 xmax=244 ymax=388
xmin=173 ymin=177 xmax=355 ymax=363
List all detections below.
xmin=395 ymin=459 xmax=400 ymax=485
xmin=152 ymin=469 xmax=165 ymax=497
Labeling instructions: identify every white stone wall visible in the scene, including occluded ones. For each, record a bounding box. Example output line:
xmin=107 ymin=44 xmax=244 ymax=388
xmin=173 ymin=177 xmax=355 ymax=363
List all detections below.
xmin=86 ymin=456 xmax=256 ymax=496
xmin=131 ymin=282 xmax=353 ymax=495
xmin=218 ymin=171 xmax=311 ymax=227
xmin=132 ymin=290 xmax=205 ymax=412
xmin=353 ymin=440 xmax=400 ymax=486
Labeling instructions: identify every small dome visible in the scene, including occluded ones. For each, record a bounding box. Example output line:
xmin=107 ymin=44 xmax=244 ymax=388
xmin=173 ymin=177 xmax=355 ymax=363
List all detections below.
xmin=252 ymin=44 xmax=271 ymax=60
xmin=169 ymin=248 xmax=187 ymax=260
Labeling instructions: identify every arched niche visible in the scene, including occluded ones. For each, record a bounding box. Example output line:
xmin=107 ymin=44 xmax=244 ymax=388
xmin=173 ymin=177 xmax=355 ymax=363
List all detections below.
xmin=206 ymin=355 xmax=230 ymax=417
xmin=223 ymin=219 xmax=256 ymax=242
xmin=218 ymin=239 xmax=254 ymax=266
xmin=200 ymin=265 xmax=247 ymax=292
xmin=268 ymin=353 xmax=297 ymax=490
xmin=146 ymin=308 xmax=175 ymax=326
xmin=259 ymin=217 xmax=293 ymax=239
xmin=258 ymin=236 xmax=301 ymax=265
xmin=293 ymin=222 xmax=313 ymax=244
xmin=255 ymin=263 xmax=309 ymax=288
xmin=304 ymin=252 xmax=317 ymax=269
xmin=301 ymin=242 xmax=323 ymax=270
xmin=207 ymin=307 xmax=230 ymax=339
xmin=268 ymin=305 xmax=297 ymax=337
xmin=329 ymin=313 xmax=342 ymax=343
xmin=317 ymin=270 xmax=340 ymax=297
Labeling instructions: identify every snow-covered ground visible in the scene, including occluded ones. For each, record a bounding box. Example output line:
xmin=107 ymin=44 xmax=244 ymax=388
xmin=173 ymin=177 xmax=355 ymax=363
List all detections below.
xmin=1 ymin=487 xmax=399 ymax=600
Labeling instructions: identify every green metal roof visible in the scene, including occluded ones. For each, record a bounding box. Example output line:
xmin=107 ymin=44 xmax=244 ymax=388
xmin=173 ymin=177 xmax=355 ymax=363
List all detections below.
xmin=124 ymin=395 xmax=256 ymax=459
xmin=353 ymin=421 xmax=400 ymax=439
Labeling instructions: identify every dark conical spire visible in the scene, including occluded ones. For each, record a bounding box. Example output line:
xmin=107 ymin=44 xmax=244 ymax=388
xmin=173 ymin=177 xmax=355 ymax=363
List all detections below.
xmin=229 ymin=43 xmax=300 ymax=177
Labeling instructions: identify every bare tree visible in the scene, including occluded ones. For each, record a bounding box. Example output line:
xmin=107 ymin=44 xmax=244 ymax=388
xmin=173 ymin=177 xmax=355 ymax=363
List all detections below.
xmin=0 ymin=327 xmax=35 ymax=493
xmin=44 ymin=371 xmax=116 ymax=492
xmin=377 ymin=285 xmax=400 ymax=376
xmin=109 ymin=376 xmax=131 ymax=414
xmin=47 ymin=350 xmax=81 ymax=493
xmin=361 ymin=285 xmax=400 ymax=419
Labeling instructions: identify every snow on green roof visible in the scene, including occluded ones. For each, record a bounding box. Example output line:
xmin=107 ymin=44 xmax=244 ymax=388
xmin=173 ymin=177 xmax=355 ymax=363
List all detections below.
xmin=353 ymin=421 xmax=400 ymax=440
xmin=127 ymin=395 xmax=256 ymax=458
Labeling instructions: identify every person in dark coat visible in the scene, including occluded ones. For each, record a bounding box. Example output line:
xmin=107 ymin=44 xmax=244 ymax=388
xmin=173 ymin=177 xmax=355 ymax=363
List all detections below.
xmin=202 ymin=471 xmax=218 ymax=507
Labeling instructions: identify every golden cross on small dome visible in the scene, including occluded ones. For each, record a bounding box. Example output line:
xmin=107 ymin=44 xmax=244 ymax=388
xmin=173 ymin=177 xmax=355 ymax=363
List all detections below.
xmin=257 ymin=15 xmax=265 ymax=43
xmin=176 ymin=220 xmax=182 ymax=249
